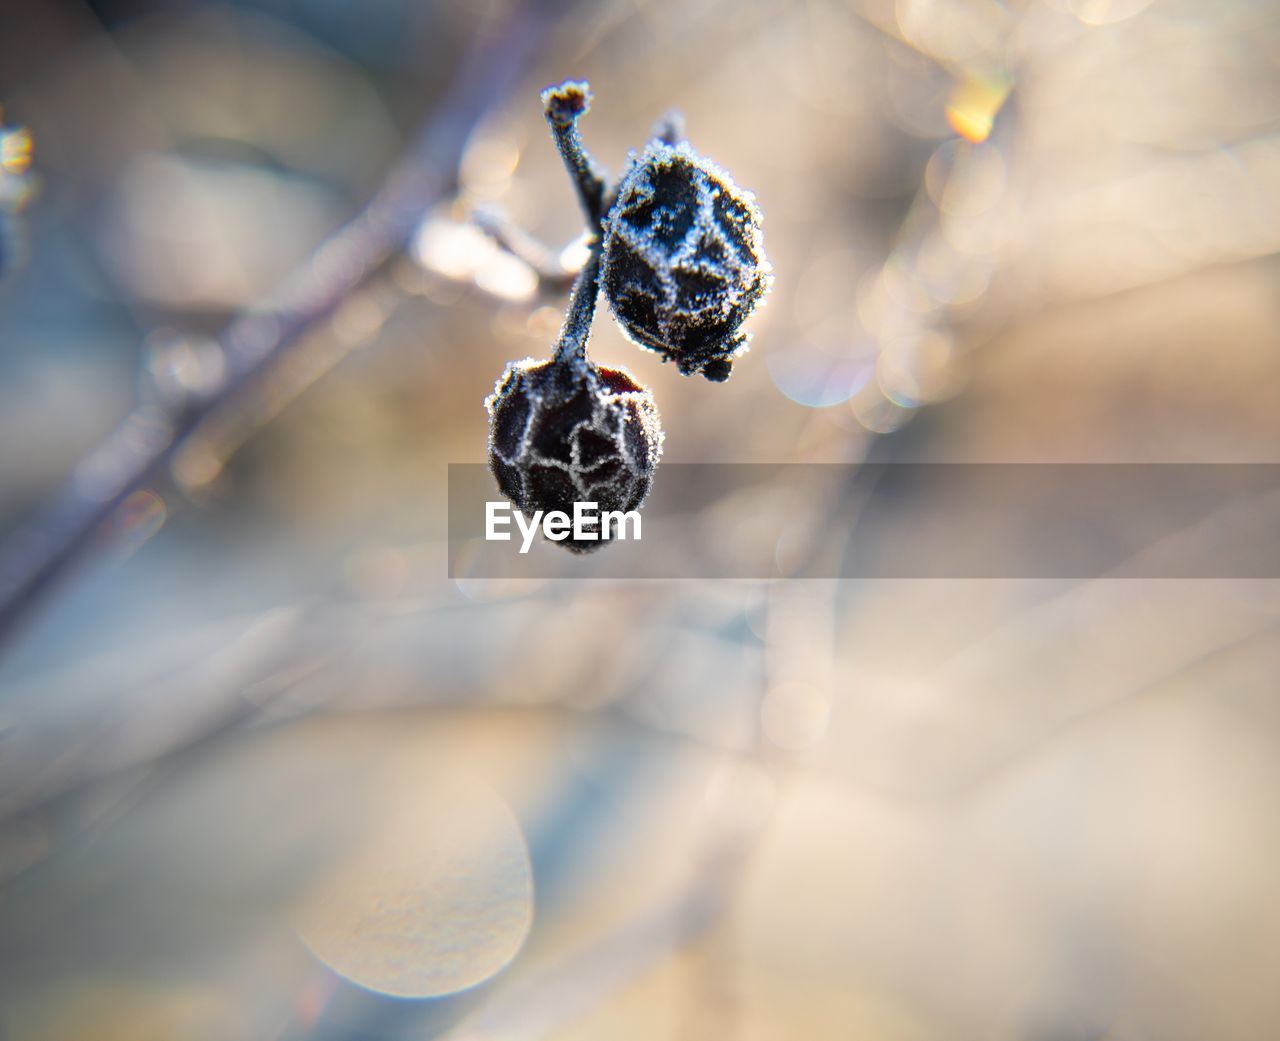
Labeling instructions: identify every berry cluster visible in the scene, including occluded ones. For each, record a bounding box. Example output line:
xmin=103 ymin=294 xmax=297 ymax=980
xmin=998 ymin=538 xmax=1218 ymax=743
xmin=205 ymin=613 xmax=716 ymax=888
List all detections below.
xmin=484 ymin=80 xmax=771 ymax=553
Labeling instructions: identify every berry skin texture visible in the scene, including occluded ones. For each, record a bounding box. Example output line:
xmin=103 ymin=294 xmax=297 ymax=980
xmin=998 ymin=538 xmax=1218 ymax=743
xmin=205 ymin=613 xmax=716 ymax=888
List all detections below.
xmin=485 ymin=355 xmax=663 ymax=554
xmin=601 ymin=141 xmax=772 ymax=382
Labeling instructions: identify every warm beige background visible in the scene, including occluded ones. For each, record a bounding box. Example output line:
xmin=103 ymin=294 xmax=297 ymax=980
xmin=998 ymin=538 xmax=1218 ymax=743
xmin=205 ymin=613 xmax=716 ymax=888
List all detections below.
xmin=1 ymin=0 xmax=1279 ymax=1038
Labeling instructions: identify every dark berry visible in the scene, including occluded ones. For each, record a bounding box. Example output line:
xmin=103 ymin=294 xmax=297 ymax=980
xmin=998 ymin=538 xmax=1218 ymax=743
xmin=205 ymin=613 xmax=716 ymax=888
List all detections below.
xmin=601 ymin=142 xmax=771 ymax=381
xmin=485 ymin=355 xmax=663 ymax=554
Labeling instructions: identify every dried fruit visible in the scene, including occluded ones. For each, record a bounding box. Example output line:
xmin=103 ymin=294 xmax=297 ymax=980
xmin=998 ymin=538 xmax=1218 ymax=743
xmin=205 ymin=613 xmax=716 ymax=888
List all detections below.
xmin=485 ymin=252 xmax=662 ymax=554
xmin=601 ymin=142 xmax=771 ymax=382
xmin=486 ymin=356 xmax=661 ymax=553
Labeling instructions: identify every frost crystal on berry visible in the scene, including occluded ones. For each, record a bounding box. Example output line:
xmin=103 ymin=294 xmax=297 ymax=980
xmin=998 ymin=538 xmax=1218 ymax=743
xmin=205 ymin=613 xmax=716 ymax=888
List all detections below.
xmin=486 ymin=356 xmax=663 ymax=553
xmin=601 ymin=142 xmax=772 ymax=382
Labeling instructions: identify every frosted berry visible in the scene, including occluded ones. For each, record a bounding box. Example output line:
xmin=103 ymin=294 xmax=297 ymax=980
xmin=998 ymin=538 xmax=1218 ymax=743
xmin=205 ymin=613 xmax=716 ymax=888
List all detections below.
xmin=601 ymin=142 xmax=771 ymax=382
xmin=479 ymin=79 xmax=769 ymax=553
xmin=486 ymin=355 xmax=662 ymax=553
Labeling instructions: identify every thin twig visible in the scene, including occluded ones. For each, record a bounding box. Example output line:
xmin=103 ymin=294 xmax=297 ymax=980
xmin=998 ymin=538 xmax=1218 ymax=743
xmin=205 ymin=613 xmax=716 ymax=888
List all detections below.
xmin=0 ymin=0 xmax=574 ymax=654
xmin=472 ymin=205 xmax=581 ymax=294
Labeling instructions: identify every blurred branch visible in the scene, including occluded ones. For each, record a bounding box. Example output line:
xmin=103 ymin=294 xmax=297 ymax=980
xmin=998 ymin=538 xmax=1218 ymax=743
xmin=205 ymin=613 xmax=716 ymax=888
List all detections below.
xmin=0 ymin=0 xmax=576 ymax=655
xmin=0 ymin=606 xmax=310 ymax=822
xmin=472 ymin=205 xmax=581 ymax=294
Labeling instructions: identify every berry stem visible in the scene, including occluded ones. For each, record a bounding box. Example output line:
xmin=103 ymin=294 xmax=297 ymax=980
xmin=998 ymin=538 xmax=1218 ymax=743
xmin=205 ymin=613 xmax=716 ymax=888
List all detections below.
xmin=541 ymin=80 xmax=608 ymax=229
xmin=552 ymin=244 xmax=602 ymax=366
xmin=651 ymin=109 xmax=686 ymax=146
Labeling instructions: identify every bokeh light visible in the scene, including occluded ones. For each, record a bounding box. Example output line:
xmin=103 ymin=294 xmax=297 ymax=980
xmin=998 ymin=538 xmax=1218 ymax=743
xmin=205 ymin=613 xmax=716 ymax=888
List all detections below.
xmin=294 ymin=778 xmax=533 ymax=999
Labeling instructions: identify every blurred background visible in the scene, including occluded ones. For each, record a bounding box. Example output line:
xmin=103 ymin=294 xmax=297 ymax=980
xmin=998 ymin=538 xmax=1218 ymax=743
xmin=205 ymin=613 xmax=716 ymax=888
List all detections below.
xmin=2 ymin=0 xmax=1280 ymax=1038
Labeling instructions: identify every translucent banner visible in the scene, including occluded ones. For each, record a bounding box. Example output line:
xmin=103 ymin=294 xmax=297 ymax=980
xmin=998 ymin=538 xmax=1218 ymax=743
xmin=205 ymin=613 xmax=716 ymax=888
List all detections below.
xmin=448 ymin=464 xmax=1280 ymax=579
